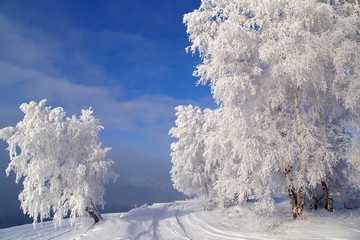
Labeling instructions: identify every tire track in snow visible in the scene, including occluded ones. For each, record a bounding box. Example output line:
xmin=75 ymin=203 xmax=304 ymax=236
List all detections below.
xmin=175 ymin=207 xmax=193 ymax=240
xmin=193 ymin=213 xmax=246 ymax=239
xmin=133 ymin=203 xmax=170 ymax=240
xmin=182 ymin=210 xmax=262 ymax=240
xmin=155 ymin=202 xmax=193 ymax=240
xmin=140 ymin=201 xmax=249 ymax=240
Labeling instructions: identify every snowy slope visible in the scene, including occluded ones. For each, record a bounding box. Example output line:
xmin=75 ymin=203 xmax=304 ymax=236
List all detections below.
xmin=1 ymin=199 xmax=360 ymax=240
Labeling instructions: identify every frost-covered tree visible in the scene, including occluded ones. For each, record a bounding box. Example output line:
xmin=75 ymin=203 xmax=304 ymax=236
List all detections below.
xmin=170 ymin=105 xmax=210 ymax=197
xmin=171 ymin=0 xmax=360 ymax=218
xmin=0 ymin=100 xmax=117 ymax=227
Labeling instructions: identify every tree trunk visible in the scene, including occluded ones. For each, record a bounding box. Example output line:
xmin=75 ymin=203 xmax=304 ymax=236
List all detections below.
xmin=285 ymin=167 xmax=297 ymax=218
xmin=297 ymin=187 xmax=305 ymax=216
xmin=321 ymin=181 xmax=333 ymax=212
xmin=310 ymin=193 xmax=320 ymax=210
xmin=288 ymin=185 xmax=298 ymax=219
xmin=87 ymin=200 xmax=102 ymax=224
xmin=285 ymin=167 xmax=305 ymax=219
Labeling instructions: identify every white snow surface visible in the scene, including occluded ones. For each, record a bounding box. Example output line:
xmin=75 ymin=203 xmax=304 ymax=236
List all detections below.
xmin=1 ymin=199 xmax=360 ymax=240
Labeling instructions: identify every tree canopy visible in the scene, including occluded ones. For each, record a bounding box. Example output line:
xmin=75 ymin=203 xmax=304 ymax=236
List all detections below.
xmin=0 ymin=100 xmax=117 ymax=226
xmin=170 ymin=0 xmax=360 ymax=216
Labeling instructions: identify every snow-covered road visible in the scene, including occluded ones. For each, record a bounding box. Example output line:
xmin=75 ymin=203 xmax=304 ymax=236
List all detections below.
xmin=1 ymin=200 xmax=360 ymax=239
xmin=78 ymin=201 xmax=272 ymax=240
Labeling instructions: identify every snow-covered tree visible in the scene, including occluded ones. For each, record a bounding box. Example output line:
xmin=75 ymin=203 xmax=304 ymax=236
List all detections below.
xmin=170 ymin=105 xmax=210 ymax=197
xmin=0 ymin=100 xmax=117 ymax=227
xmin=171 ymin=0 xmax=360 ymax=218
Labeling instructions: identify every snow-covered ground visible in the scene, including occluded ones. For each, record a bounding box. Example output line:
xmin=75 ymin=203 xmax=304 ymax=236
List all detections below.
xmin=1 ymin=198 xmax=360 ymax=240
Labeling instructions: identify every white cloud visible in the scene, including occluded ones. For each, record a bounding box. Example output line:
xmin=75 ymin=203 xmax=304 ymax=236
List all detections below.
xmin=0 ymin=11 xmax=212 ymax=157
xmin=0 ymin=15 xmax=62 ymax=73
xmin=0 ymin=58 xmax=176 ymax=131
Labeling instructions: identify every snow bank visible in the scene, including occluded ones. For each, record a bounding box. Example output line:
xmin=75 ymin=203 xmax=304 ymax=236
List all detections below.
xmin=1 ymin=199 xmax=359 ymax=239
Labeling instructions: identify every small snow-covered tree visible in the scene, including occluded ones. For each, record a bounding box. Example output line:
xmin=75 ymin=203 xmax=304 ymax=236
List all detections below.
xmin=0 ymin=100 xmax=117 ymax=227
xmin=171 ymin=0 xmax=360 ymax=218
xmin=170 ymin=105 xmax=210 ymax=197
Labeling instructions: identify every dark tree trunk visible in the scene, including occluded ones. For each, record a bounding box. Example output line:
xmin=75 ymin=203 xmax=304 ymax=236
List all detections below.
xmin=88 ymin=209 xmax=101 ymax=223
xmin=87 ymin=200 xmax=102 ymax=224
xmin=321 ymin=181 xmax=333 ymax=212
xmin=311 ymin=193 xmax=320 ymax=210
xmin=297 ymin=187 xmax=305 ymax=216
xmin=288 ymin=186 xmax=298 ymax=219
xmin=285 ymin=167 xmax=305 ymax=219
xmin=285 ymin=167 xmax=298 ymax=218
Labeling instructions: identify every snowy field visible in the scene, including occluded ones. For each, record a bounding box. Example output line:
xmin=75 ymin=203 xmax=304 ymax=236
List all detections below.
xmin=1 ymin=199 xmax=360 ymax=240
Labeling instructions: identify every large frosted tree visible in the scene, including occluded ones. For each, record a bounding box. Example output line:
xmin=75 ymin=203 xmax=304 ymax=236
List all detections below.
xmin=0 ymin=100 xmax=117 ymax=226
xmin=170 ymin=0 xmax=360 ymax=218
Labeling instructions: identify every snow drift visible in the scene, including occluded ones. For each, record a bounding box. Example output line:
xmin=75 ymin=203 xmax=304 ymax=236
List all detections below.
xmin=1 ymin=199 xmax=360 ymax=240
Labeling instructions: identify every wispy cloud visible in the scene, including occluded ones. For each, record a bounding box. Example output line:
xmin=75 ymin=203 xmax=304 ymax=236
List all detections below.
xmin=0 ymin=15 xmax=62 ymax=74
xmin=0 ymin=13 xmax=211 ymax=155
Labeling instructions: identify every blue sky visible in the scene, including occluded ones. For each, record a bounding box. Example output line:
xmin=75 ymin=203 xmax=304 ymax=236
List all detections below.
xmin=0 ymin=0 xmax=214 ymax=228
